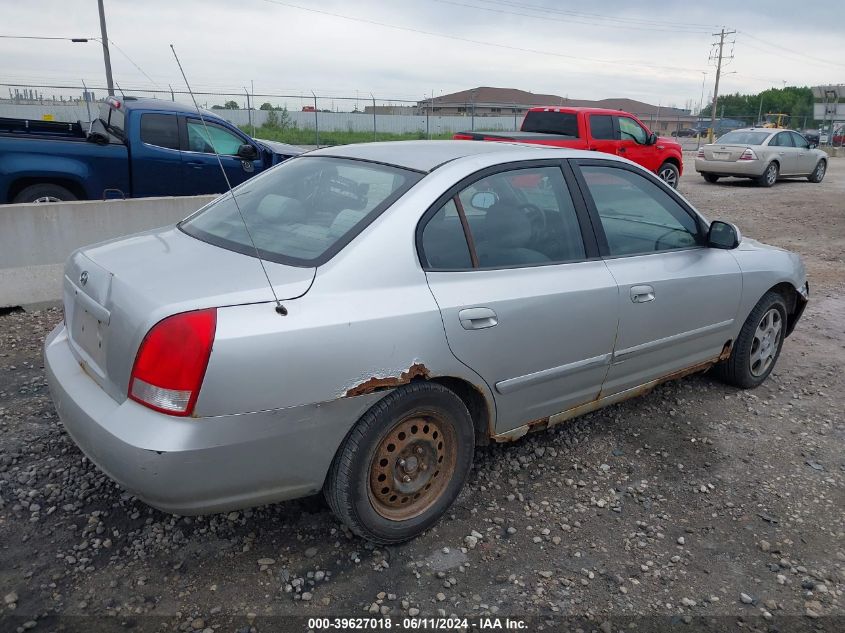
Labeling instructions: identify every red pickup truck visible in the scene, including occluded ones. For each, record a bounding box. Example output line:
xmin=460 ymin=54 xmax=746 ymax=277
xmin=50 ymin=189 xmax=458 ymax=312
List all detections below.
xmin=454 ymin=107 xmax=684 ymax=187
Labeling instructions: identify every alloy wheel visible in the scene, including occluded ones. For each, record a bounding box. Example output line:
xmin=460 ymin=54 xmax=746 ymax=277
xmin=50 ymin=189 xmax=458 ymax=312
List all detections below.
xmin=749 ymin=308 xmax=782 ymax=377
xmin=658 ymin=167 xmax=678 ymax=187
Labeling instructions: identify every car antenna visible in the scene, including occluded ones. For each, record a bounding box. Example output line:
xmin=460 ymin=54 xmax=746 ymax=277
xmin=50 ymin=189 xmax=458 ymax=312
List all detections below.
xmin=170 ymin=44 xmax=287 ymax=316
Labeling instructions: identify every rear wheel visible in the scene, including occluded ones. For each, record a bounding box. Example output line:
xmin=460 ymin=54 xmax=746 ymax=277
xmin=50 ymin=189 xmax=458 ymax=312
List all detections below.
xmin=755 ymin=162 xmax=779 ymax=187
xmin=324 ymin=382 xmax=475 ymax=544
xmin=716 ymin=291 xmax=787 ymax=389
xmin=657 ymin=162 xmax=680 ymax=188
xmin=12 ymin=183 xmax=77 ymax=204
xmin=702 ymin=173 xmax=720 ymax=183
xmin=808 ymin=160 xmax=826 ymax=183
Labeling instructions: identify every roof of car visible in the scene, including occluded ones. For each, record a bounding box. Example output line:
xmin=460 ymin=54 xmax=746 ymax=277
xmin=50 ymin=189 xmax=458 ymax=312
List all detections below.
xmin=306 ymin=140 xmax=585 ymax=172
xmin=116 ymin=97 xmax=223 ymax=119
xmin=723 ymin=127 xmax=779 ymax=134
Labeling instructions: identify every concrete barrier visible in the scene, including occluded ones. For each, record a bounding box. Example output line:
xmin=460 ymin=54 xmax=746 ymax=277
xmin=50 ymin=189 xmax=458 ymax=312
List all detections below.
xmin=0 ymin=194 xmax=217 ymax=308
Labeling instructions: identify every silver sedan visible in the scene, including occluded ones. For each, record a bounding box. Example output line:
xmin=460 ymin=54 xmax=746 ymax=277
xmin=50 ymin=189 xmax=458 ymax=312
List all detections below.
xmin=45 ymin=141 xmax=808 ymax=543
xmin=695 ymin=128 xmax=827 ymax=186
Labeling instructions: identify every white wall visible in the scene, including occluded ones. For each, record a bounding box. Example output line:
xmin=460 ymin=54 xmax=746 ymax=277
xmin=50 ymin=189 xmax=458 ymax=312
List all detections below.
xmin=0 ymin=195 xmax=216 ymax=308
xmin=1 ymin=103 xmax=520 ymax=135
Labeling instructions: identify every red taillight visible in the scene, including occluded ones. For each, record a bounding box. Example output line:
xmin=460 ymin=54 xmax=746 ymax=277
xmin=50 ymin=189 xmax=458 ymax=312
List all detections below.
xmin=696 ymin=148 xmax=705 ymax=158
xmin=129 ymin=309 xmax=217 ymax=416
xmin=739 ymin=148 xmax=757 ymax=161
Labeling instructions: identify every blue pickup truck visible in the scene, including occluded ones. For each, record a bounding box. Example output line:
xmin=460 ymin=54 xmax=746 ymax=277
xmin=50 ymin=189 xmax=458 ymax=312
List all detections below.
xmin=0 ymin=96 xmax=302 ymax=203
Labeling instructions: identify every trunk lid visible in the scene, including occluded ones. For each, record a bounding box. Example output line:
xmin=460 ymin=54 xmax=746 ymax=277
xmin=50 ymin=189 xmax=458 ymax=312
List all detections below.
xmin=702 ymin=144 xmax=749 ymax=161
xmin=63 ymin=226 xmax=314 ymax=402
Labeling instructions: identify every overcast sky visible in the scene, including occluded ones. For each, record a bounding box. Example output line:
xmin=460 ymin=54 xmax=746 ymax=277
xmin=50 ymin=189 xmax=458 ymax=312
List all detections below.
xmin=3 ymin=0 xmax=844 ymax=110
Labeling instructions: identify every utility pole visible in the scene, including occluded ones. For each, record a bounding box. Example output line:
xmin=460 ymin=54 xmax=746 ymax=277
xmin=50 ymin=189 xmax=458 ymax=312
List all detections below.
xmin=97 ymin=0 xmax=115 ymax=96
xmin=708 ymin=27 xmax=735 ymax=142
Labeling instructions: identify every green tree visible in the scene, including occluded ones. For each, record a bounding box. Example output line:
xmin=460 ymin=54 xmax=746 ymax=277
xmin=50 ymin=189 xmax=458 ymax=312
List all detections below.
xmin=259 ymin=102 xmax=274 ymax=110
xmin=223 ymin=100 xmax=239 ymax=110
xmin=700 ymin=86 xmax=815 ymax=126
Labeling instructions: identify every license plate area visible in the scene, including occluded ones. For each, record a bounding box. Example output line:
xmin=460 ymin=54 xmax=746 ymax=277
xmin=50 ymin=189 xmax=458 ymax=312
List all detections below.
xmin=70 ymin=305 xmax=108 ymax=377
xmin=713 ymin=152 xmax=730 ymax=160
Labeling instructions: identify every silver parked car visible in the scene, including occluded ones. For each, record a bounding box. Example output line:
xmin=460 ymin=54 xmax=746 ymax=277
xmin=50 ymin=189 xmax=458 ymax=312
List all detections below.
xmin=695 ymin=128 xmax=827 ymax=186
xmin=45 ymin=141 xmax=808 ymax=543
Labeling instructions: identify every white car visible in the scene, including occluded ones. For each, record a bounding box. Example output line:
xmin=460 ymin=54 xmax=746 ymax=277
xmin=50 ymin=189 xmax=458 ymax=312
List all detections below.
xmin=695 ymin=128 xmax=827 ymax=187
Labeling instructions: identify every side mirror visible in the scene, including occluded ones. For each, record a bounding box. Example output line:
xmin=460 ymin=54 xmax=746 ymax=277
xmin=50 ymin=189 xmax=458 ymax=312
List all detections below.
xmin=237 ymin=144 xmax=258 ymax=160
xmin=647 ymin=132 xmax=658 ymax=145
xmin=708 ymin=220 xmax=741 ymax=249
xmin=470 ymin=191 xmax=498 ymax=210
xmin=808 ymin=142 xmax=818 ymax=149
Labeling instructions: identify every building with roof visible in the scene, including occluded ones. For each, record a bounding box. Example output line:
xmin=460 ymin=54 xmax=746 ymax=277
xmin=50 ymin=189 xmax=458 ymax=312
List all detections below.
xmin=417 ymin=87 xmax=698 ymax=133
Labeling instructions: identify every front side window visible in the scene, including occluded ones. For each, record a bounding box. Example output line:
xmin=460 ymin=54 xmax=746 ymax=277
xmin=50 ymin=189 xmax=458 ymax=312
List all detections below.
xmin=617 ymin=116 xmax=647 ymax=144
xmin=589 ymin=114 xmax=615 ymax=140
xmin=420 ymin=166 xmax=586 ymax=270
xmin=181 ymin=157 xmax=419 ymax=265
xmin=789 ymin=131 xmax=809 ymax=149
xmin=186 ymin=119 xmax=244 ymax=155
xmin=580 ymin=165 xmax=701 ymax=256
xmin=140 ymin=113 xmax=179 ymax=150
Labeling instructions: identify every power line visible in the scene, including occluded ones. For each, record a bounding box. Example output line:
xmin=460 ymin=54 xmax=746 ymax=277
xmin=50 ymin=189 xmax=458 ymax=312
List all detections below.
xmin=431 ymin=0 xmax=714 ymax=34
xmin=259 ymin=0 xmax=705 ymax=75
xmin=0 ymin=34 xmax=93 ymax=41
xmin=471 ymin=0 xmax=719 ymax=30
xmin=737 ymin=31 xmax=845 ymax=70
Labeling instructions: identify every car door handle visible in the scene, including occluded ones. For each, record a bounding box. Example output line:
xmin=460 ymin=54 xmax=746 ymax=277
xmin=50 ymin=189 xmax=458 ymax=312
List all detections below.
xmin=459 ymin=307 xmax=498 ymax=330
xmin=630 ymin=285 xmax=655 ymax=303
xmin=617 ymin=147 xmax=627 ymax=153
xmin=186 ymin=161 xmax=204 ymax=169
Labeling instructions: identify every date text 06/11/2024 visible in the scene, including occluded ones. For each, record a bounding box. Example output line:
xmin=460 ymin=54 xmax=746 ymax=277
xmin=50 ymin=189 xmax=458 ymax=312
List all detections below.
xmin=306 ymin=617 xmax=528 ymax=630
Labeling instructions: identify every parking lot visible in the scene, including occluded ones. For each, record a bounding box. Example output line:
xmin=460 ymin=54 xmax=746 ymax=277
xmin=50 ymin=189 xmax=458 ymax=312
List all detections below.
xmin=1 ymin=157 xmax=843 ymax=631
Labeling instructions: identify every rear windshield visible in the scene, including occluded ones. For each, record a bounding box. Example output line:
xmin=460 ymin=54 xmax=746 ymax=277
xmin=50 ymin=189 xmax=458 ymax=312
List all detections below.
xmin=98 ymin=103 xmax=125 ymax=139
xmin=715 ymin=131 xmax=770 ymax=145
xmin=521 ymin=111 xmax=579 ymax=137
xmin=180 ymin=157 xmax=421 ymax=266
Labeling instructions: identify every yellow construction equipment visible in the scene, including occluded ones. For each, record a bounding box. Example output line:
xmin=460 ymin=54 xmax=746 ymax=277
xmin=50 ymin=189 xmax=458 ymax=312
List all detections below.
xmin=762 ymin=113 xmax=790 ymax=128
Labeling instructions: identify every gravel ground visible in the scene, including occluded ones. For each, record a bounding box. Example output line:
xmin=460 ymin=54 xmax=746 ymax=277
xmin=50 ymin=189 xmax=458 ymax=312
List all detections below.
xmin=1 ymin=157 xmax=843 ymax=632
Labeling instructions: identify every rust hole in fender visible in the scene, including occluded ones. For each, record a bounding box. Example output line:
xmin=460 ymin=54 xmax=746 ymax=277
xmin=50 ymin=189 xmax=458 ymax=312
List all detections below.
xmin=344 ymin=363 xmax=431 ymax=398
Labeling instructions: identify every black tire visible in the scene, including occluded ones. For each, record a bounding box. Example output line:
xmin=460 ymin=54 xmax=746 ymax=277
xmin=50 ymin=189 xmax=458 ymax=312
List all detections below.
xmin=324 ymin=382 xmax=475 ymax=544
xmin=755 ymin=162 xmax=779 ymax=187
xmin=657 ymin=162 xmax=680 ymax=188
xmin=12 ymin=183 xmax=77 ymax=204
xmin=807 ymin=160 xmax=826 ymax=183
xmin=702 ymin=173 xmax=720 ymax=183
xmin=715 ymin=291 xmax=787 ymax=389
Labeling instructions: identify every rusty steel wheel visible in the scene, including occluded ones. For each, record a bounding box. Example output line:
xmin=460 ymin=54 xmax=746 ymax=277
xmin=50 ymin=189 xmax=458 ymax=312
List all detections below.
xmin=367 ymin=412 xmax=457 ymax=521
xmin=324 ymin=382 xmax=475 ymax=544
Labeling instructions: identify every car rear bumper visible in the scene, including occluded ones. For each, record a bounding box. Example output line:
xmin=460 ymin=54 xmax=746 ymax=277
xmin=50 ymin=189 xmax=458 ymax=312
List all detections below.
xmin=695 ymin=158 xmax=765 ymax=177
xmin=44 ymin=324 xmax=381 ymax=515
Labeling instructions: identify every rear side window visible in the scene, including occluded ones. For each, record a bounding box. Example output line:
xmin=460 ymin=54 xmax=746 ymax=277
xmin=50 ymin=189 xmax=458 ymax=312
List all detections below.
xmin=421 ymin=200 xmax=473 ymax=270
xmin=521 ymin=112 xmax=579 ymax=137
xmin=181 ymin=157 xmax=419 ymax=266
xmin=589 ymin=115 xmax=615 ymax=140
xmin=580 ymin=165 xmax=701 ymax=256
xmin=769 ymin=132 xmax=793 ymax=147
xmin=140 ymin=114 xmax=179 ymax=150
xmin=420 ymin=166 xmax=586 ymax=270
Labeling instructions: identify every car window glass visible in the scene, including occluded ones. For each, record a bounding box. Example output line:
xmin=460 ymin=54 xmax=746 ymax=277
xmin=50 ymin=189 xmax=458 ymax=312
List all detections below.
xmin=448 ymin=166 xmax=585 ymax=268
xmin=181 ymin=156 xmax=418 ymax=265
xmin=521 ymin=111 xmax=579 ymax=137
xmin=790 ymin=132 xmax=809 ymax=149
xmin=716 ymin=131 xmax=769 ymax=145
xmin=617 ymin=117 xmax=647 ymax=144
xmin=421 ymin=200 xmax=473 ymax=270
xmin=589 ymin=115 xmax=615 ymax=140
xmin=581 ymin=165 xmax=701 ymax=256
xmin=770 ymin=132 xmax=793 ymax=147
xmin=140 ymin=113 xmax=179 ymax=150
xmin=186 ymin=120 xmax=244 ymax=155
